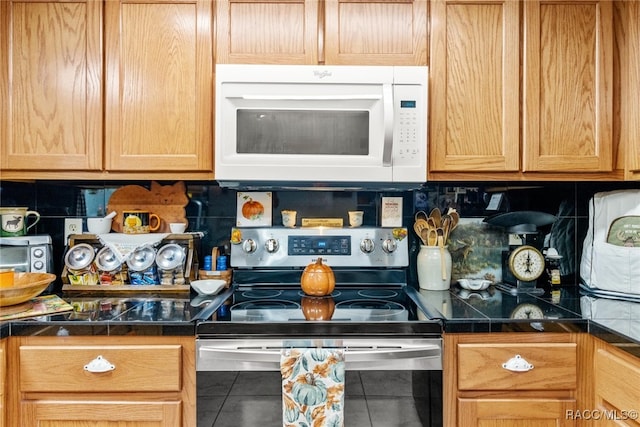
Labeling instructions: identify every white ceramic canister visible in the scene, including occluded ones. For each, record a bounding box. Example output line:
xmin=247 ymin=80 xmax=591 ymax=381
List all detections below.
xmin=416 ymin=245 xmax=452 ymax=291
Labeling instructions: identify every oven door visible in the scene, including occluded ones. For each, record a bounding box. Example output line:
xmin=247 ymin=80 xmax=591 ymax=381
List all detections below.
xmin=196 ymin=337 xmax=442 ymax=427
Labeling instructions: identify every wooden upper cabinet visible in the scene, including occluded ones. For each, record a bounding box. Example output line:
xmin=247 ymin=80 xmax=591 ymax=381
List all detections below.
xmin=105 ymin=0 xmax=213 ymax=172
xmin=324 ymin=0 xmax=427 ymax=65
xmin=430 ymin=0 xmax=615 ymax=177
xmin=523 ymin=0 xmax=613 ymax=172
xmin=216 ymin=0 xmax=319 ymax=64
xmin=617 ymin=1 xmax=640 ymax=180
xmin=0 ymin=0 xmax=102 ymax=171
xmin=215 ymin=0 xmax=427 ymax=65
xmin=429 ymin=0 xmax=520 ymax=172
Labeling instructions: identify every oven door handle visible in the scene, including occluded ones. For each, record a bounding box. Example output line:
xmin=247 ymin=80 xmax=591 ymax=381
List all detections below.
xmin=199 ymin=346 xmax=441 ymax=364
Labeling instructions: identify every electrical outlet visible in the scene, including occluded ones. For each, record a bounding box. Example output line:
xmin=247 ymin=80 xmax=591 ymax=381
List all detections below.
xmin=64 ymin=218 xmax=83 ymax=242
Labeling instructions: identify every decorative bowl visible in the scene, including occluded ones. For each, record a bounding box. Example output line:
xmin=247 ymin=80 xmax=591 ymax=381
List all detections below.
xmin=190 ymin=279 xmax=227 ymax=295
xmin=0 ymin=272 xmax=56 ymax=306
xmin=457 ymin=278 xmax=491 ymax=291
xmin=87 ymin=217 xmax=112 ymax=234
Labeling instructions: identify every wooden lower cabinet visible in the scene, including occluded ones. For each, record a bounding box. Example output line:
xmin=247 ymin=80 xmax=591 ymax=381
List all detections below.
xmin=7 ymin=335 xmax=196 ymax=427
xmin=444 ymin=332 xmax=588 ymax=427
xmin=592 ymin=337 xmax=640 ymax=427
xmin=458 ymin=397 xmax=576 ymax=426
xmin=1 ymin=338 xmax=6 ymax=427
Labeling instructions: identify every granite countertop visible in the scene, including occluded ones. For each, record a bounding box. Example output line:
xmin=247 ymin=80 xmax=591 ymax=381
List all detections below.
xmin=1 ymin=285 xmax=639 ymax=356
xmin=1 ymin=291 xmax=205 ymax=337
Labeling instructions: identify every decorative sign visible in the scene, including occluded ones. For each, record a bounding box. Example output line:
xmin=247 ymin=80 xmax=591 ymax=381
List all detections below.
xmin=381 ymin=197 xmax=402 ymax=227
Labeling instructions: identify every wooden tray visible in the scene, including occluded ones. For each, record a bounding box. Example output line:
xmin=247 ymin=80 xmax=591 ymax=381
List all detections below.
xmin=106 ymin=181 xmax=189 ymax=234
xmin=62 ymin=284 xmax=190 ymax=293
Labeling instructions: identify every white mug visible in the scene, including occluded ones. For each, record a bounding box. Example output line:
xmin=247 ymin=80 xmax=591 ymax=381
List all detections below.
xmin=348 ymin=211 xmax=363 ymax=227
xmin=169 ymin=223 xmax=187 ymax=233
xmin=282 ymin=210 xmax=297 ymax=228
xmin=0 ymin=207 xmax=40 ymax=237
xmin=169 ymin=222 xmax=187 ymax=234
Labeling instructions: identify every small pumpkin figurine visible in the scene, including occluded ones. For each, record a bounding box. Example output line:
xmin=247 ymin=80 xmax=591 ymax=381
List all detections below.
xmin=300 ymin=257 xmax=335 ymax=296
xmin=301 ymin=296 xmax=335 ymax=320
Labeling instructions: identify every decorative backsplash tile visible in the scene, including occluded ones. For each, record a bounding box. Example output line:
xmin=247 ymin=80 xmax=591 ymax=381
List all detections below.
xmin=448 ymin=218 xmax=508 ymax=285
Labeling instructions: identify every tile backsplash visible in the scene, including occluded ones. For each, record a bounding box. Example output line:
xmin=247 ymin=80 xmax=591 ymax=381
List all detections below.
xmin=1 ymin=179 xmax=637 ymax=292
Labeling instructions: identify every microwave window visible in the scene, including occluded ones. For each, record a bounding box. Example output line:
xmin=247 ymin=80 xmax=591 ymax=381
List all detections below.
xmin=236 ymin=110 xmax=369 ymax=155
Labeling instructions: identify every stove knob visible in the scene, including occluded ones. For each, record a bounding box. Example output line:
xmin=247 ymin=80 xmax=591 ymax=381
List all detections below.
xmin=265 ymin=238 xmax=279 ymax=253
xmin=242 ymin=239 xmax=257 ymax=254
xmin=382 ymin=238 xmax=397 ymax=253
xmin=359 ymin=238 xmax=375 ymax=254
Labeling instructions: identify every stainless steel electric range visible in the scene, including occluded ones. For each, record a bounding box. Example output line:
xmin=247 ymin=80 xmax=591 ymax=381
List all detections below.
xmin=195 ymin=227 xmax=443 ymax=427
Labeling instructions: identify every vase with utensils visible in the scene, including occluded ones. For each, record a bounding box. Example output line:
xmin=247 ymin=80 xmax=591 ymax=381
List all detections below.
xmin=414 ymin=208 xmax=458 ymax=290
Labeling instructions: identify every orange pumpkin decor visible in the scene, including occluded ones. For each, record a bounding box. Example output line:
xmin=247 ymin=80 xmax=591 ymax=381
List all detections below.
xmin=300 ymin=258 xmax=335 ymax=296
xmin=241 ymin=198 xmax=264 ymax=220
xmin=301 ymin=296 xmax=335 ymax=320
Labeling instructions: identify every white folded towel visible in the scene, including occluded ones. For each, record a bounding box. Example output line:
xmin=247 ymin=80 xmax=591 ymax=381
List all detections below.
xmin=98 ymin=233 xmax=169 ymax=263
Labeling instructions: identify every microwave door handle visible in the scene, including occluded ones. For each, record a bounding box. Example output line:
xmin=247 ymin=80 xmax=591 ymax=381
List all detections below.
xmin=382 ymin=83 xmax=393 ymax=166
xmin=237 ymin=95 xmax=382 ymax=101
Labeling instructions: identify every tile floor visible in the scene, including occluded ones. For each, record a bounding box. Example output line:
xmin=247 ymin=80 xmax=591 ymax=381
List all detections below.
xmin=197 ymin=370 xmax=442 ymax=427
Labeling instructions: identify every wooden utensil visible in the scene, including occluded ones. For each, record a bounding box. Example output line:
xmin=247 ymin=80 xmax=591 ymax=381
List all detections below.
xmin=421 ymin=229 xmax=430 ymax=245
xmin=414 ymin=219 xmax=429 ymax=245
xmin=414 ymin=210 xmax=428 ymax=222
xmin=441 ymin=216 xmax=451 ymax=244
xmin=448 ymin=211 xmax=459 ymax=233
xmin=427 ymin=229 xmax=438 ymax=246
xmin=429 ymin=208 xmax=442 ymax=228
xmin=437 ymin=234 xmax=447 ymax=280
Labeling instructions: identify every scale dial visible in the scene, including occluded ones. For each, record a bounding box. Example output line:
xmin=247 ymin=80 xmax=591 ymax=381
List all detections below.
xmin=508 ymin=245 xmax=545 ymax=282
xmin=510 ymin=303 xmax=544 ymax=319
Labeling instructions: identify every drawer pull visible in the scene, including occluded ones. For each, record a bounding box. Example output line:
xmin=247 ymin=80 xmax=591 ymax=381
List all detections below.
xmin=502 ymin=354 xmax=534 ymax=372
xmin=84 ymin=355 xmax=115 ymax=373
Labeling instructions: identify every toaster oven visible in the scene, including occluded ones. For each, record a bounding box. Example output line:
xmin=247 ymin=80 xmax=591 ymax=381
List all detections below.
xmin=0 ymin=235 xmax=53 ymax=274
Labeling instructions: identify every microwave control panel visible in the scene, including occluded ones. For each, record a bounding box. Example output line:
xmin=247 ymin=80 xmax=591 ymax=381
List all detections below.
xmin=392 ymin=82 xmax=426 ymax=175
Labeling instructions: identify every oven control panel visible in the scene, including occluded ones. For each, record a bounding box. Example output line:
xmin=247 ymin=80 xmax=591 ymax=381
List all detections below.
xmin=230 ymin=227 xmax=409 ymax=268
xmin=288 ymin=236 xmax=351 ymax=256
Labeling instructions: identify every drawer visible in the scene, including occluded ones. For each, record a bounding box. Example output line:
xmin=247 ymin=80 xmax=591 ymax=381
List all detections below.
xmin=20 ymin=345 xmax=182 ymax=392
xmin=457 ymin=343 xmax=577 ymax=391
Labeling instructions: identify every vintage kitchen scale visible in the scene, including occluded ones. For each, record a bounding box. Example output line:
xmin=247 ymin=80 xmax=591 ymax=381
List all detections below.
xmin=484 ymin=211 xmax=557 ymax=295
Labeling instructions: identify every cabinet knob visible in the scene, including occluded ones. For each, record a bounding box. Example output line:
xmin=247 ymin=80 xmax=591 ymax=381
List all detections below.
xmin=84 ymin=355 xmax=115 ymax=373
xmin=502 ymin=354 xmax=534 ymax=372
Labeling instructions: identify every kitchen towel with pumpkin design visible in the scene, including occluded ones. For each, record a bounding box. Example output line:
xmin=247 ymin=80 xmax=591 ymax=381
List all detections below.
xmin=281 ymin=347 xmax=345 ymax=427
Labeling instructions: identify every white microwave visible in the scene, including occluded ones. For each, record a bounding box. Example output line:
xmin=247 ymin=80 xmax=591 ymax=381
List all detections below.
xmin=214 ymin=64 xmax=428 ymax=188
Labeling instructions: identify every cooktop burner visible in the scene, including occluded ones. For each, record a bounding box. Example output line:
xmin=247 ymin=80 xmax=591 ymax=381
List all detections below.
xmin=229 ymin=286 xmax=411 ymax=322
xmin=241 ymin=289 xmax=283 ymax=299
xmin=358 ymin=289 xmax=399 ymax=299
xmin=232 ymin=299 xmax=300 ymax=310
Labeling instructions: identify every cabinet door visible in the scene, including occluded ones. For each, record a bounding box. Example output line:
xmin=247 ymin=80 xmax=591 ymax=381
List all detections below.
xmin=216 ymin=0 xmax=319 ymax=64
xmin=522 ymin=0 xmax=613 ymax=172
xmin=429 ymin=0 xmax=520 ymax=172
xmin=22 ymin=401 xmax=181 ymax=427
xmin=324 ymin=0 xmax=427 ymax=65
xmin=458 ymin=398 xmax=576 ymax=427
xmin=0 ymin=0 xmax=102 ymax=171
xmin=105 ymin=0 xmax=213 ymax=171
xmin=0 ymin=339 xmax=5 ymax=427
xmin=617 ymin=1 xmax=640 ymax=180
xmin=594 ymin=346 xmax=640 ymax=427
